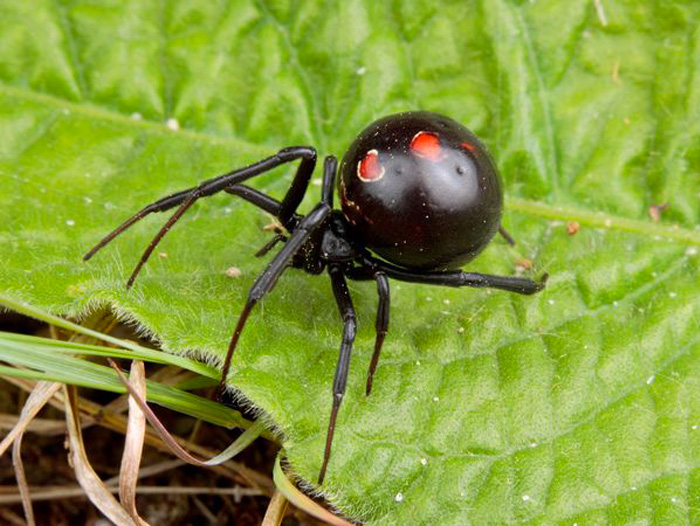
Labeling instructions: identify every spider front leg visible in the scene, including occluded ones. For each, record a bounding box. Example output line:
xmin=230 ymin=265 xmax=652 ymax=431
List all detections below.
xmin=217 ymin=202 xmax=330 ymax=397
xmin=319 ymin=264 xmax=358 ymax=485
xmin=217 ymin=156 xmax=339 ymax=396
xmin=84 ymin=146 xmax=316 ymax=286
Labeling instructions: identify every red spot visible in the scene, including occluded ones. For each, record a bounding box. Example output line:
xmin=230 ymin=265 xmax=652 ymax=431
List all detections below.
xmin=357 ymin=149 xmax=384 ymax=182
xmin=460 ymin=141 xmax=475 ymax=152
xmin=411 ymin=131 xmax=443 ymax=161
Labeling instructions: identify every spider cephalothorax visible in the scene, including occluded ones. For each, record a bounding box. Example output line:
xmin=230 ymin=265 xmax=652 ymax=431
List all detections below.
xmin=84 ymin=111 xmax=547 ymax=484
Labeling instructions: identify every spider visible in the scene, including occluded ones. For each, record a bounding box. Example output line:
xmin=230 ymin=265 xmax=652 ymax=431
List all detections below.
xmin=84 ymin=111 xmax=547 ymax=484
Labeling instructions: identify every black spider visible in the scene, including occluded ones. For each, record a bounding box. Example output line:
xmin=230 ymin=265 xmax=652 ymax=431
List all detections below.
xmin=84 ymin=111 xmax=547 ymax=484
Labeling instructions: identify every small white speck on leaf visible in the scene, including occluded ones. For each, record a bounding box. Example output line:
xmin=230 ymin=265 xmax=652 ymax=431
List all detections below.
xmin=443 ymin=298 xmax=450 ymax=305
xmin=686 ymin=247 xmax=698 ymax=256
xmin=529 ymin=441 xmax=538 ymax=448
xmin=426 ymin=296 xmax=432 ymax=302
xmin=131 ymin=112 xmax=143 ymax=120
xmin=159 ymin=252 xmax=168 ymax=258
xmin=692 ymin=425 xmax=698 ymax=430
xmin=394 ymin=492 xmax=404 ymax=502
xmin=432 ymin=396 xmax=440 ymax=402
xmin=522 ymin=494 xmax=531 ymax=502
xmin=458 ymin=327 xmax=465 ymax=333
xmin=631 ymin=486 xmax=637 ymax=491
xmin=415 ymin=360 xmax=421 ymax=366
xmin=83 ymin=196 xmax=93 ymax=204
xmin=671 ymin=497 xmax=678 ymax=503
xmin=669 ymin=292 xmax=677 ymax=298
xmin=312 ymin=178 xmax=322 ymax=186
xmin=166 ymin=117 xmax=180 ymax=131
xmin=225 ymin=267 xmax=242 ymax=278
xmin=420 ymin=458 xmax=428 ymax=466
xmin=604 ymin=218 xmax=613 ymax=227
xmin=646 ymin=375 xmax=655 ymax=385
xmin=356 ymin=66 xmax=367 ymax=75
xmin=65 ymin=219 xmax=75 ymax=226
xmin=547 ymin=299 xmax=555 ymax=305
xmin=613 ymin=301 xmax=619 ymax=307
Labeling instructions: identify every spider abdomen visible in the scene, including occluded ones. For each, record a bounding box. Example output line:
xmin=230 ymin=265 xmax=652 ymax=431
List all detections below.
xmin=338 ymin=112 xmax=503 ymax=271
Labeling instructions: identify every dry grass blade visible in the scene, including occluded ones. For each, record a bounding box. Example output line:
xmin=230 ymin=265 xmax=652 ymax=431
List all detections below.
xmin=2 ymin=381 xmax=62 ymax=526
xmin=0 ymin=484 xmax=266 ymax=504
xmin=273 ymin=454 xmax=354 ymax=526
xmin=119 ymin=361 xmax=149 ymax=526
xmin=262 ymin=490 xmax=289 ymax=526
xmin=0 ymin=508 xmax=28 ymax=526
xmin=5 ymin=376 xmax=274 ymax=493
xmin=107 ymin=459 xmax=184 ymax=485
xmin=12 ymin=422 xmax=34 ymax=526
xmin=0 ymin=414 xmax=65 ymax=434
xmin=0 ymin=381 xmax=60 ymax=457
xmin=108 ymin=359 xmax=264 ymax=467
xmin=63 ymin=385 xmax=136 ymax=525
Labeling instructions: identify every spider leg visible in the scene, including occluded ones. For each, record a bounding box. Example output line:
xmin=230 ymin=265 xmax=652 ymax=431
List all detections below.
xmin=498 ymin=225 xmax=516 ymax=246
xmin=84 ymin=146 xmax=316 ymax=286
xmin=225 ymin=184 xmax=285 ymax=217
xmin=365 ymin=272 xmax=390 ymax=396
xmin=86 ymin=184 xmax=286 ymax=264
xmin=360 ymin=255 xmax=547 ymax=294
xmin=319 ymin=264 xmax=357 ymax=485
xmin=320 ymin=156 xmax=337 ymax=206
xmin=218 ymin=157 xmax=337 ymax=395
xmin=342 ymin=266 xmax=391 ymax=396
xmin=217 ymin=202 xmax=331 ymax=396
xmin=254 ymin=232 xmax=287 ymax=258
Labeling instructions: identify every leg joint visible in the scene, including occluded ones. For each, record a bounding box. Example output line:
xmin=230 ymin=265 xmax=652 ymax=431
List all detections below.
xmin=343 ymin=316 xmax=357 ymax=341
xmin=278 ymin=146 xmax=316 ymax=162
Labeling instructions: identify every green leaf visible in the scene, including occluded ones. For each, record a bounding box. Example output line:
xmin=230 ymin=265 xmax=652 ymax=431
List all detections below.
xmin=1 ymin=1 xmax=700 ymax=524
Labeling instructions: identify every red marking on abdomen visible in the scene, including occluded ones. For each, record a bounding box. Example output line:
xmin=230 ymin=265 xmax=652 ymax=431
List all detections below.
xmin=411 ymin=131 xmax=443 ymax=161
xmin=357 ymin=149 xmax=385 ymax=182
xmin=460 ymin=141 xmax=475 ymax=152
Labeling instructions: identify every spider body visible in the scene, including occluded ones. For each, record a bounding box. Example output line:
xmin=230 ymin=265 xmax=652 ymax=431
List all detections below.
xmin=339 ymin=112 xmax=502 ymax=270
xmin=84 ymin=111 xmax=546 ymax=485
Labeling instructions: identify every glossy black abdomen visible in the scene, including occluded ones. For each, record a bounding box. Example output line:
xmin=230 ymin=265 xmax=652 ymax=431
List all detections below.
xmin=338 ymin=112 xmax=502 ymax=271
